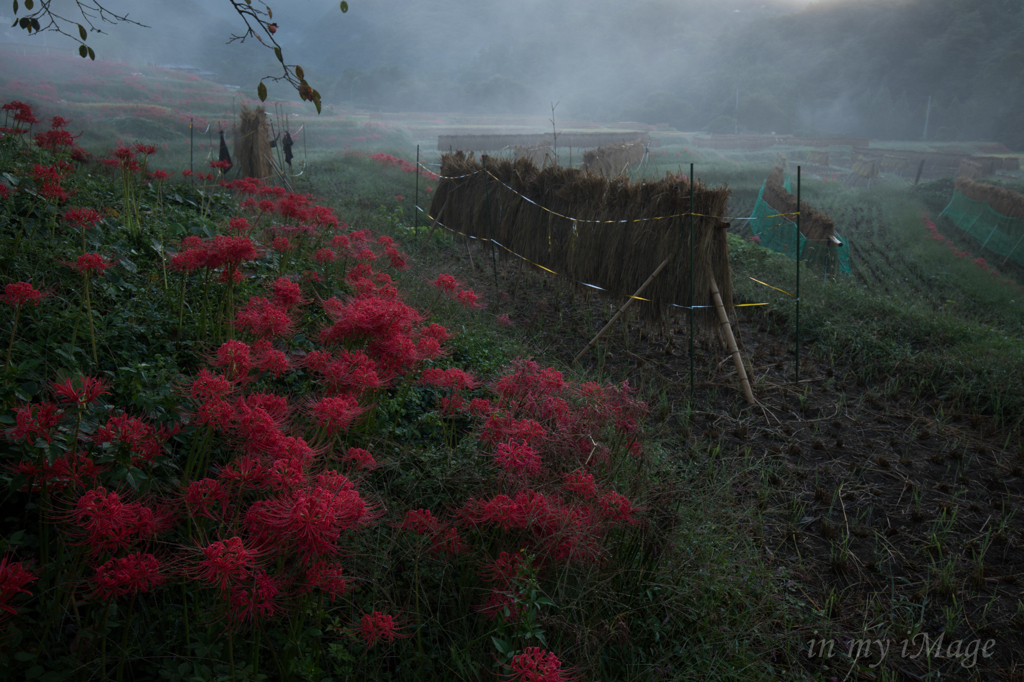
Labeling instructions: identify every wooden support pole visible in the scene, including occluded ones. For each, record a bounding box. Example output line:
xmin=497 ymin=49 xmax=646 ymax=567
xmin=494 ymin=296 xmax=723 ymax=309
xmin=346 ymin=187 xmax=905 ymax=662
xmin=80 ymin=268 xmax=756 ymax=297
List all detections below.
xmin=710 ymin=274 xmax=755 ymax=405
xmin=574 ymin=257 xmax=670 ymax=364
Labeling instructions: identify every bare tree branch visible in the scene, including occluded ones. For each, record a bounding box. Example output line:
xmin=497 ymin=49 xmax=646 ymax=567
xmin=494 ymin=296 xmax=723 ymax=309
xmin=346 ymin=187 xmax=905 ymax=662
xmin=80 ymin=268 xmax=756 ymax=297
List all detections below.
xmin=9 ymin=0 xmax=347 ymax=113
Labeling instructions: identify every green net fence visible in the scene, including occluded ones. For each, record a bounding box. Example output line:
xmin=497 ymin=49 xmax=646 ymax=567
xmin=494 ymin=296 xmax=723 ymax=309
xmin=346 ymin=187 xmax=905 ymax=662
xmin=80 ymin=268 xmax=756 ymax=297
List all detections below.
xmin=940 ymin=191 xmax=1024 ymax=267
xmin=746 ymin=178 xmax=852 ymax=274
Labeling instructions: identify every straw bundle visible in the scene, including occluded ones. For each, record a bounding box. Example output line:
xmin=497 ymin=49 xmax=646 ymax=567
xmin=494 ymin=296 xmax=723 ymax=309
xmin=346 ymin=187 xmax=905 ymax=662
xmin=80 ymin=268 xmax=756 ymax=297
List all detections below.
xmin=956 ymin=160 xmax=983 ymax=180
xmin=807 ymin=150 xmax=830 ymax=167
xmin=881 ymin=155 xmax=911 ymax=172
xmin=852 ymin=156 xmax=880 ymax=178
xmin=774 ymin=153 xmax=789 ymax=173
xmin=233 ymin=105 xmax=272 ymax=180
xmin=580 ymin=139 xmax=646 ymax=179
xmin=762 ymin=167 xmax=837 ymax=246
xmin=513 ymin=143 xmax=555 ymax=166
xmin=955 ymin=177 xmax=1024 ymax=218
xmin=427 ymin=152 xmax=733 ymax=325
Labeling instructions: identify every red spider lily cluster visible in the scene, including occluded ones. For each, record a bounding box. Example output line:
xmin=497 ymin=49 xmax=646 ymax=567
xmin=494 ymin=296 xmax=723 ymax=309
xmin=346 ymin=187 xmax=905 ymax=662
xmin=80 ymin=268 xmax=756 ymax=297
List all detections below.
xmin=431 ymin=272 xmax=483 ymax=308
xmin=0 ymin=113 xmax=658 ymax=677
xmin=921 ymin=211 xmax=1020 ymax=289
xmin=370 ymin=152 xmax=440 ymax=180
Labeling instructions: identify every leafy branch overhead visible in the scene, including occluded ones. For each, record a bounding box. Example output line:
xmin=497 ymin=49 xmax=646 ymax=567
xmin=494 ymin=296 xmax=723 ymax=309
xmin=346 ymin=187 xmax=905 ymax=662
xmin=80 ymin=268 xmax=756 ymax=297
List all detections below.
xmin=8 ymin=0 xmax=350 ymax=113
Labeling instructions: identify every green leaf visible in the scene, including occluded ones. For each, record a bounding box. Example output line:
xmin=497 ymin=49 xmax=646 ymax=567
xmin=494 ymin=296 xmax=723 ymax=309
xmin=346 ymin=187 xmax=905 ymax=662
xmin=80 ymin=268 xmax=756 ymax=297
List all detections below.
xmin=23 ymin=0 xmax=31 ymax=9
xmin=340 ymin=1 xmax=348 ymax=12
xmin=295 ymin=65 xmax=304 ymax=80
xmin=78 ymin=23 xmax=86 ymax=40
xmin=79 ymin=45 xmax=87 ymax=58
xmin=490 ymin=637 xmax=511 ymax=655
xmin=14 ymin=651 xmax=37 ymax=661
xmin=13 ymin=1 xmax=18 ymax=15
xmin=25 ymin=665 xmax=44 ymax=680
xmin=257 ymin=82 xmax=267 ymax=102
xmin=274 ymin=46 xmax=283 ymax=63
xmin=87 ymin=46 xmax=95 ymax=60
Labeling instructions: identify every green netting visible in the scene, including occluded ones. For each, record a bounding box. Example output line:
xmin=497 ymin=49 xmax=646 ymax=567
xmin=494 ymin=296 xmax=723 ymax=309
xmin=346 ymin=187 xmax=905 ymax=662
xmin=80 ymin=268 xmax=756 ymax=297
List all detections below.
xmin=747 ymin=179 xmax=851 ymax=274
xmin=940 ymin=190 xmax=1024 ymax=267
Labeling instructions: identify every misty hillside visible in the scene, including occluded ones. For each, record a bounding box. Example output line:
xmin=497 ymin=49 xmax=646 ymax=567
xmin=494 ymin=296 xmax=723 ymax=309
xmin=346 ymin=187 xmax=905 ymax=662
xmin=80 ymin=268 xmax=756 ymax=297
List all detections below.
xmin=3 ymin=0 xmax=1022 ymax=146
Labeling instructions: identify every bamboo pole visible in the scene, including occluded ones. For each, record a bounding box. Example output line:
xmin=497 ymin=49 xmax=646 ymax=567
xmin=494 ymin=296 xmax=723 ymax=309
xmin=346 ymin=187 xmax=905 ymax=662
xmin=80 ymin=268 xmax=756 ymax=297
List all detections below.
xmin=710 ymin=274 xmax=755 ymax=405
xmin=574 ymin=257 xmax=670 ymax=364
xmin=418 ymin=198 xmax=448 ymax=252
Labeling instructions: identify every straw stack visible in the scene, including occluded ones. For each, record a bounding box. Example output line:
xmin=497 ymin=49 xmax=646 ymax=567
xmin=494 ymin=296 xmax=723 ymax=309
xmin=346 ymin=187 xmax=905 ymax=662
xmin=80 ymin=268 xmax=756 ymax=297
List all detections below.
xmin=580 ymin=139 xmax=646 ymax=179
xmin=852 ymin=156 xmax=880 ymax=178
xmin=762 ymin=167 xmax=837 ymax=246
xmin=427 ymin=152 xmax=733 ymax=326
xmin=513 ymin=143 xmax=555 ymax=167
xmin=955 ymin=177 xmax=1024 ymax=218
xmin=956 ymin=160 xmax=983 ymax=180
xmin=807 ymin=150 xmax=830 ymax=167
xmin=233 ymin=104 xmax=272 ymax=180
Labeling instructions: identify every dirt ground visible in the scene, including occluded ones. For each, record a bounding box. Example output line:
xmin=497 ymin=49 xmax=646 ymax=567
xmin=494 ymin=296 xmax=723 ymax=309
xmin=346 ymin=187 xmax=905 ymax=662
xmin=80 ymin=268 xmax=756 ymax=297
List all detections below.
xmin=426 ymin=236 xmax=1024 ymax=682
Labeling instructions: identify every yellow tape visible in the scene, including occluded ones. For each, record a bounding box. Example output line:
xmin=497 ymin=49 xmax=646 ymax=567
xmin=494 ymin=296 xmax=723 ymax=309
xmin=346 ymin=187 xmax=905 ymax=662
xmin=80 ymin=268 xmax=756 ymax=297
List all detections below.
xmin=748 ymin=277 xmax=796 ymax=297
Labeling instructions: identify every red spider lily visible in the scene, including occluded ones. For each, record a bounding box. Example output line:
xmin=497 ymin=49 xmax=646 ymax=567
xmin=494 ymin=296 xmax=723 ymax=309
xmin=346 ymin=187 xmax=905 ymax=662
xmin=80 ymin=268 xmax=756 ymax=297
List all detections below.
xmin=34 ymin=129 xmax=77 ymax=152
xmin=302 ymin=561 xmax=349 ymax=601
xmin=438 ymin=395 xmax=465 ymax=415
xmin=61 ymin=252 xmax=115 ymax=276
xmin=306 ymin=349 xmax=386 ymax=396
xmin=419 ymin=367 xmax=478 ymax=391
xmin=92 ymin=553 xmax=164 ymax=600
xmin=310 ymin=204 xmax=339 ymax=229
xmin=270 ymin=276 xmax=304 ymax=309
xmin=493 ymin=440 xmax=542 ymax=477
xmin=307 ymin=395 xmax=364 ymax=435
xmin=183 ymin=478 xmax=230 ymax=520
xmin=504 ymin=647 xmax=576 ymax=682
xmin=227 ymin=216 xmax=250 ymax=233
xmin=0 ymin=555 xmax=36 ymax=619
xmin=319 ymin=294 xmax=423 ymax=346
xmin=431 ymin=273 xmax=460 ymax=294
xmin=214 ymin=339 xmax=253 ymax=381
xmin=497 ymin=314 xmax=513 ymax=326
xmin=9 ymin=450 xmax=104 ymax=493
xmin=187 ymin=368 xmax=235 ymax=403
xmin=236 ymin=297 xmax=294 ymax=339
xmin=71 ymin=487 xmax=158 ymax=557
xmin=132 ymin=142 xmax=157 ymax=157
xmin=456 ymin=288 xmax=482 ymax=308
xmin=233 ymin=402 xmax=287 ymax=457
xmin=420 ymin=323 xmax=450 ymax=343
xmin=169 ymin=247 xmax=209 ymax=274
xmin=314 ymin=247 xmax=336 ymax=264
xmin=210 ymin=234 xmax=261 ymax=268
xmin=429 ymin=526 xmax=465 ymax=556
xmin=93 ymin=412 xmax=176 ymax=466
xmin=597 ymin=491 xmax=640 ymax=525
xmin=4 ymin=402 xmax=64 ymax=443
xmin=562 ymin=470 xmax=597 ymax=499
xmin=354 ymin=611 xmax=408 ymax=648
xmin=218 ymin=454 xmax=269 ymax=491
xmin=253 ymin=343 xmax=290 ymax=377
xmin=1 ymin=282 xmax=47 ymax=307
xmin=63 ymin=207 xmax=102 ymax=230
xmin=150 ymin=169 xmax=171 ymax=182
xmin=51 ymin=375 xmax=109 ymax=406
xmin=197 ymin=536 xmax=258 ymax=592
xmin=0 ymin=184 xmax=10 ymax=200
xmin=257 ymin=482 xmax=372 ymax=561
xmin=225 ymin=570 xmax=283 ymax=629
xmin=480 ymin=415 xmax=547 ymax=448
xmin=343 ymin=446 xmax=378 ymax=470
xmin=210 ymin=159 xmax=233 ymax=172
xmin=271 ymin=236 xmax=294 ymax=253
xmin=469 ymin=397 xmax=492 ymax=416
xmin=195 ymin=398 xmax=236 ymax=431
xmin=481 ymin=551 xmax=527 ymax=586
xmin=401 ymin=508 xmax=440 ymax=535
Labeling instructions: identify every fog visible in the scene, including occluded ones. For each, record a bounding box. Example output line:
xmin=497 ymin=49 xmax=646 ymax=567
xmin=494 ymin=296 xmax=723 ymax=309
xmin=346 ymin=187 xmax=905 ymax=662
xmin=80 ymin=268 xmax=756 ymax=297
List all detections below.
xmin=3 ymin=0 xmax=1024 ymax=146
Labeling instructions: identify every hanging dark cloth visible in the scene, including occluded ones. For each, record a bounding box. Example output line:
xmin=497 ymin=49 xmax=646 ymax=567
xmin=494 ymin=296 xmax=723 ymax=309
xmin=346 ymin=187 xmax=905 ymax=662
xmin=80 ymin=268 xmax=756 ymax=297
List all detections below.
xmin=282 ymin=131 xmax=294 ymax=166
xmin=218 ymin=130 xmax=233 ymax=173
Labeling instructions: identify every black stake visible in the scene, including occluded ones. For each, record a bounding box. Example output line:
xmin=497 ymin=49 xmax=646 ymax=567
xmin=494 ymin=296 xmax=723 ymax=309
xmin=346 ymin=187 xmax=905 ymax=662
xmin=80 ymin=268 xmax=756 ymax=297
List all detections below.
xmin=689 ymin=163 xmax=695 ymax=403
xmin=796 ymin=166 xmax=801 ymax=384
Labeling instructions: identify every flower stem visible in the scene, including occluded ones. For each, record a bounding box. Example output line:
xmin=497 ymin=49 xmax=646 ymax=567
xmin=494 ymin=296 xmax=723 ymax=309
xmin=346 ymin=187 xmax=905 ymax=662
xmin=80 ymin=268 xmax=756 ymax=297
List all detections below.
xmin=84 ymin=274 xmax=98 ymax=366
